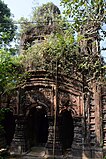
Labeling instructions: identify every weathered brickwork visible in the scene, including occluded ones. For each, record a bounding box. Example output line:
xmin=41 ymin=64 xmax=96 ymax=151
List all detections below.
xmin=101 ymin=87 xmax=106 ymax=158
xmin=0 ymin=71 xmax=105 ymax=159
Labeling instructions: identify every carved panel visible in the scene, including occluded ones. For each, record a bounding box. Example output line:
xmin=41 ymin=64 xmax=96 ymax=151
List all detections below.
xmin=20 ymin=87 xmax=53 ymax=116
xmin=58 ymin=91 xmax=83 ymax=117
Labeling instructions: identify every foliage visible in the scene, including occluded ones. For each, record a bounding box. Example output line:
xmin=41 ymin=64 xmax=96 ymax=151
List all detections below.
xmin=0 ymin=0 xmax=17 ymax=48
xmin=60 ymin=0 xmax=106 ymax=80
xmin=60 ymin=0 xmax=106 ymax=31
xmin=0 ymin=49 xmax=24 ymax=95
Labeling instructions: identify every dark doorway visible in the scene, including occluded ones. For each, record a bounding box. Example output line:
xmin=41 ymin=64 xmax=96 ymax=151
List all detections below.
xmin=59 ymin=108 xmax=74 ymax=153
xmin=2 ymin=109 xmax=16 ymax=147
xmin=26 ymin=105 xmax=49 ymax=148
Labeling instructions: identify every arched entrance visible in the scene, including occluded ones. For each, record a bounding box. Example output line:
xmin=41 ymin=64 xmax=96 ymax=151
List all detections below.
xmin=59 ymin=107 xmax=74 ymax=153
xmin=26 ymin=104 xmax=49 ymax=148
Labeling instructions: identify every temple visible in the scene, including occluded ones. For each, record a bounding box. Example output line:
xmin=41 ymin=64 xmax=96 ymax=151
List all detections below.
xmin=0 ymin=3 xmax=106 ymax=159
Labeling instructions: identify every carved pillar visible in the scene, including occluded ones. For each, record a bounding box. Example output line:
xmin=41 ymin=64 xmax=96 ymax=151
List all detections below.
xmin=46 ymin=116 xmax=62 ymax=156
xmin=102 ymin=86 xmax=106 ymax=157
xmin=93 ymin=83 xmax=102 ymax=145
xmin=10 ymin=89 xmax=28 ymax=154
xmin=10 ymin=115 xmax=27 ymax=154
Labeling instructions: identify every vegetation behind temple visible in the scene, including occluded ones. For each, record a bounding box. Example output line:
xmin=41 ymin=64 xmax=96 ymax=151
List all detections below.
xmin=0 ymin=0 xmax=17 ymax=48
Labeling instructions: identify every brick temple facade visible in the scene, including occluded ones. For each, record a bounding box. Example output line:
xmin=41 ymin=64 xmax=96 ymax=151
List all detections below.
xmin=0 ymin=69 xmax=106 ymax=158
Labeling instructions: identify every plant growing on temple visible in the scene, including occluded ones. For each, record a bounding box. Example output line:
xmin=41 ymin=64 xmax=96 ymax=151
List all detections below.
xmin=20 ymin=25 xmax=105 ymax=83
xmin=19 ymin=2 xmax=79 ymax=77
xmin=20 ymin=27 xmax=82 ymax=79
